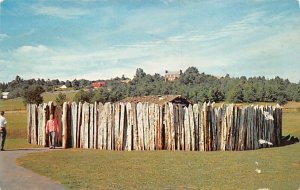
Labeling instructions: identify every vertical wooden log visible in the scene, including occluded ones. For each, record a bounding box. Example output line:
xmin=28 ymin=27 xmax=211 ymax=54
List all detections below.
xmin=132 ymin=103 xmax=139 ymax=151
xmin=98 ymin=103 xmax=104 ymax=150
xmin=103 ymin=103 xmax=109 ymax=150
xmin=42 ymin=103 xmax=48 ymax=147
xmin=184 ymin=106 xmax=190 ymax=151
xmin=220 ymin=104 xmax=227 ymax=151
xmin=119 ymin=102 xmax=125 ymax=151
xmin=114 ymin=103 xmax=120 ymax=150
xmin=125 ymin=102 xmax=132 ymax=151
xmin=89 ymin=103 xmax=94 ymax=149
xmin=111 ymin=104 xmax=115 ymax=150
xmin=93 ymin=102 xmax=98 ymax=149
xmin=200 ymin=102 xmax=206 ymax=151
xmin=188 ymin=104 xmax=195 ymax=151
xmin=159 ymin=105 xmax=164 ymax=150
xmin=211 ymin=106 xmax=216 ymax=151
xmin=233 ymin=106 xmax=238 ymax=151
xmin=62 ymin=102 xmax=68 ymax=149
xmin=31 ymin=104 xmax=37 ymax=144
xmin=174 ymin=104 xmax=179 ymax=150
xmin=206 ymin=104 xmax=211 ymax=151
xmin=54 ymin=106 xmax=62 ymax=147
xmin=137 ymin=102 xmax=144 ymax=150
xmin=164 ymin=103 xmax=170 ymax=150
xmin=253 ymin=106 xmax=259 ymax=150
xmin=83 ymin=102 xmax=90 ymax=149
xmin=155 ymin=104 xmax=161 ymax=150
xmin=76 ymin=102 xmax=82 ymax=148
xmin=71 ymin=102 xmax=77 ymax=148
xmin=193 ymin=104 xmax=199 ymax=151
xmin=217 ymin=107 xmax=223 ymax=151
xmin=225 ymin=104 xmax=233 ymax=151
xmin=37 ymin=104 xmax=43 ymax=146
xmin=169 ymin=103 xmax=175 ymax=150
xmin=106 ymin=103 xmax=112 ymax=150
xmin=149 ymin=103 xmax=155 ymax=151
xmin=144 ymin=103 xmax=150 ymax=150
xmin=27 ymin=104 xmax=32 ymax=144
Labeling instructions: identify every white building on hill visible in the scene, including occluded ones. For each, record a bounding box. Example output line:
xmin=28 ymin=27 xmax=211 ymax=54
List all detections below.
xmin=1 ymin=92 xmax=9 ymax=99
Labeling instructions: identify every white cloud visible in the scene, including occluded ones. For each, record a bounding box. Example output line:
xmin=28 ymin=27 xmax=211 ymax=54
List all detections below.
xmin=0 ymin=33 xmax=8 ymax=41
xmin=0 ymin=0 xmax=4 ymax=5
xmin=32 ymin=5 xmax=89 ymax=19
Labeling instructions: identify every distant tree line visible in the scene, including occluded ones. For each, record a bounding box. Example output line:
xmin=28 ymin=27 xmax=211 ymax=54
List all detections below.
xmin=1 ymin=67 xmax=299 ymax=105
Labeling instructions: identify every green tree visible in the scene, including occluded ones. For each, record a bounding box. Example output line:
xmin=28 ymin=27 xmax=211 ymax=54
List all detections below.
xmin=243 ymin=83 xmax=257 ymax=103
xmin=22 ymin=85 xmax=44 ymax=105
xmin=226 ymin=84 xmax=244 ymax=103
xmin=55 ymin=92 xmax=67 ymax=106
xmin=73 ymin=89 xmax=94 ymax=103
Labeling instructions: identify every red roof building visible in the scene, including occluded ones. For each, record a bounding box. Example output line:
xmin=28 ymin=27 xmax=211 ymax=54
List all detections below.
xmin=92 ymin=81 xmax=106 ymax=88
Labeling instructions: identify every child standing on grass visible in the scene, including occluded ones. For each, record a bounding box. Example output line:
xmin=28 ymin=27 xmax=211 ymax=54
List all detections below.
xmin=46 ymin=114 xmax=59 ymax=149
xmin=0 ymin=111 xmax=7 ymax=151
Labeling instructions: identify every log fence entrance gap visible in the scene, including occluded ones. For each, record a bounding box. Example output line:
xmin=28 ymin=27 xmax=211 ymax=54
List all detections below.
xmin=27 ymin=102 xmax=282 ymax=151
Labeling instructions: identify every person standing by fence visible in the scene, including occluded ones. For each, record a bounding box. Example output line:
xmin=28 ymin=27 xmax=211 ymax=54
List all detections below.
xmin=0 ymin=111 xmax=7 ymax=151
xmin=46 ymin=114 xmax=59 ymax=149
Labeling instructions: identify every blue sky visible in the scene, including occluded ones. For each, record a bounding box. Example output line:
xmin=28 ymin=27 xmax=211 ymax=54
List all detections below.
xmin=0 ymin=0 xmax=299 ymax=83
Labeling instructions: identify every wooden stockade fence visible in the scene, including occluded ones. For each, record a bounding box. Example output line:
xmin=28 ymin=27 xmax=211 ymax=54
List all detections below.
xmin=27 ymin=102 xmax=282 ymax=151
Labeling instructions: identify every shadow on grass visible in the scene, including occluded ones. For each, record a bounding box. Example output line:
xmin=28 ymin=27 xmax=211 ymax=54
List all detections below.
xmin=280 ymin=135 xmax=299 ymax=147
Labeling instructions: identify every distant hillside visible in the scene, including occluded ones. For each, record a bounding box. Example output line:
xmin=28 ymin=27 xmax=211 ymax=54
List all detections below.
xmin=1 ymin=67 xmax=299 ymax=104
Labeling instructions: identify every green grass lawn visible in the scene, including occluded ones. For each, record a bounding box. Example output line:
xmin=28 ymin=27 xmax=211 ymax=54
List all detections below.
xmin=17 ymin=144 xmax=300 ymax=190
xmin=1 ymin=97 xmax=299 ymax=189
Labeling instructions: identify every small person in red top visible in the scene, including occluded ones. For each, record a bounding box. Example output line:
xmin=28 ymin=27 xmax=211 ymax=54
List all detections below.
xmin=46 ymin=114 xmax=59 ymax=149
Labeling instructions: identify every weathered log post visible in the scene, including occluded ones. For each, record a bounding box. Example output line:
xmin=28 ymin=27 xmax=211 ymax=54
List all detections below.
xmin=220 ymin=104 xmax=227 ymax=151
xmin=132 ymin=103 xmax=139 ymax=151
xmin=37 ymin=104 xmax=43 ymax=146
xmin=125 ymin=102 xmax=132 ymax=151
xmin=89 ymin=103 xmax=94 ymax=149
xmin=198 ymin=103 xmax=203 ymax=151
xmin=31 ymin=104 xmax=38 ymax=144
xmin=119 ymin=102 xmax=125 ymax=151
xmin=62 ymin=102 xmax=68 ymax=149
xmin=77 ymin=102 xmax=82 ymax=148
xmin=71 ymin=102 xmax=78 ymax=148
xmin=188 ymin=104 xmax=195 ymax=151
xmin=173 ymin=104 xmax=179 ymax=150
xmin=193 ymin=104 xmax=199 ymax=151
xmin=136 ymin=102 xmax=144 ymax=150
xmin=27 ymin=104 xmax=32 ymax=144
xmin=114 ymin=103 xmax=120 ymax=150
xmin=81 ymin=102 xmax=89 ymax=149
xmin=156 ymin=104 xmax=162 ymax=150
xmin=42 ymin=103 xmax=48 ymax=147
xmin=143 ymin=103 xmax=150 ymax=150
xmin=106 ymin=102 xmax=112 ymax=150
xmin=94 ymin=102 xmax=99 ymax=149
xmin=184 ymin=106 xmax=190 ymax=151
xmin=200 ymin=102 xmax=206 ymax=151
xmin=98 ymin=103 xmax=104 ymax=150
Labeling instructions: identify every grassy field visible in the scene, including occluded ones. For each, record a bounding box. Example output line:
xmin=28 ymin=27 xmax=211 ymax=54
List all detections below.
xmin=1 ymin=97 xmax=299 ymax=189
xmin=17 ymin=144 xmax=300 ymax=190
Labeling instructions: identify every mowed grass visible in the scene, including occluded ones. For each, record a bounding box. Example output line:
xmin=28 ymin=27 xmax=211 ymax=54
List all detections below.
xmin=18 ymin=145 xmax=300 ymax=190
xmin=42 ymin=91 xmax=77 ymax=103
xmin=16 ymin=102 xmax=300 ymax=189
